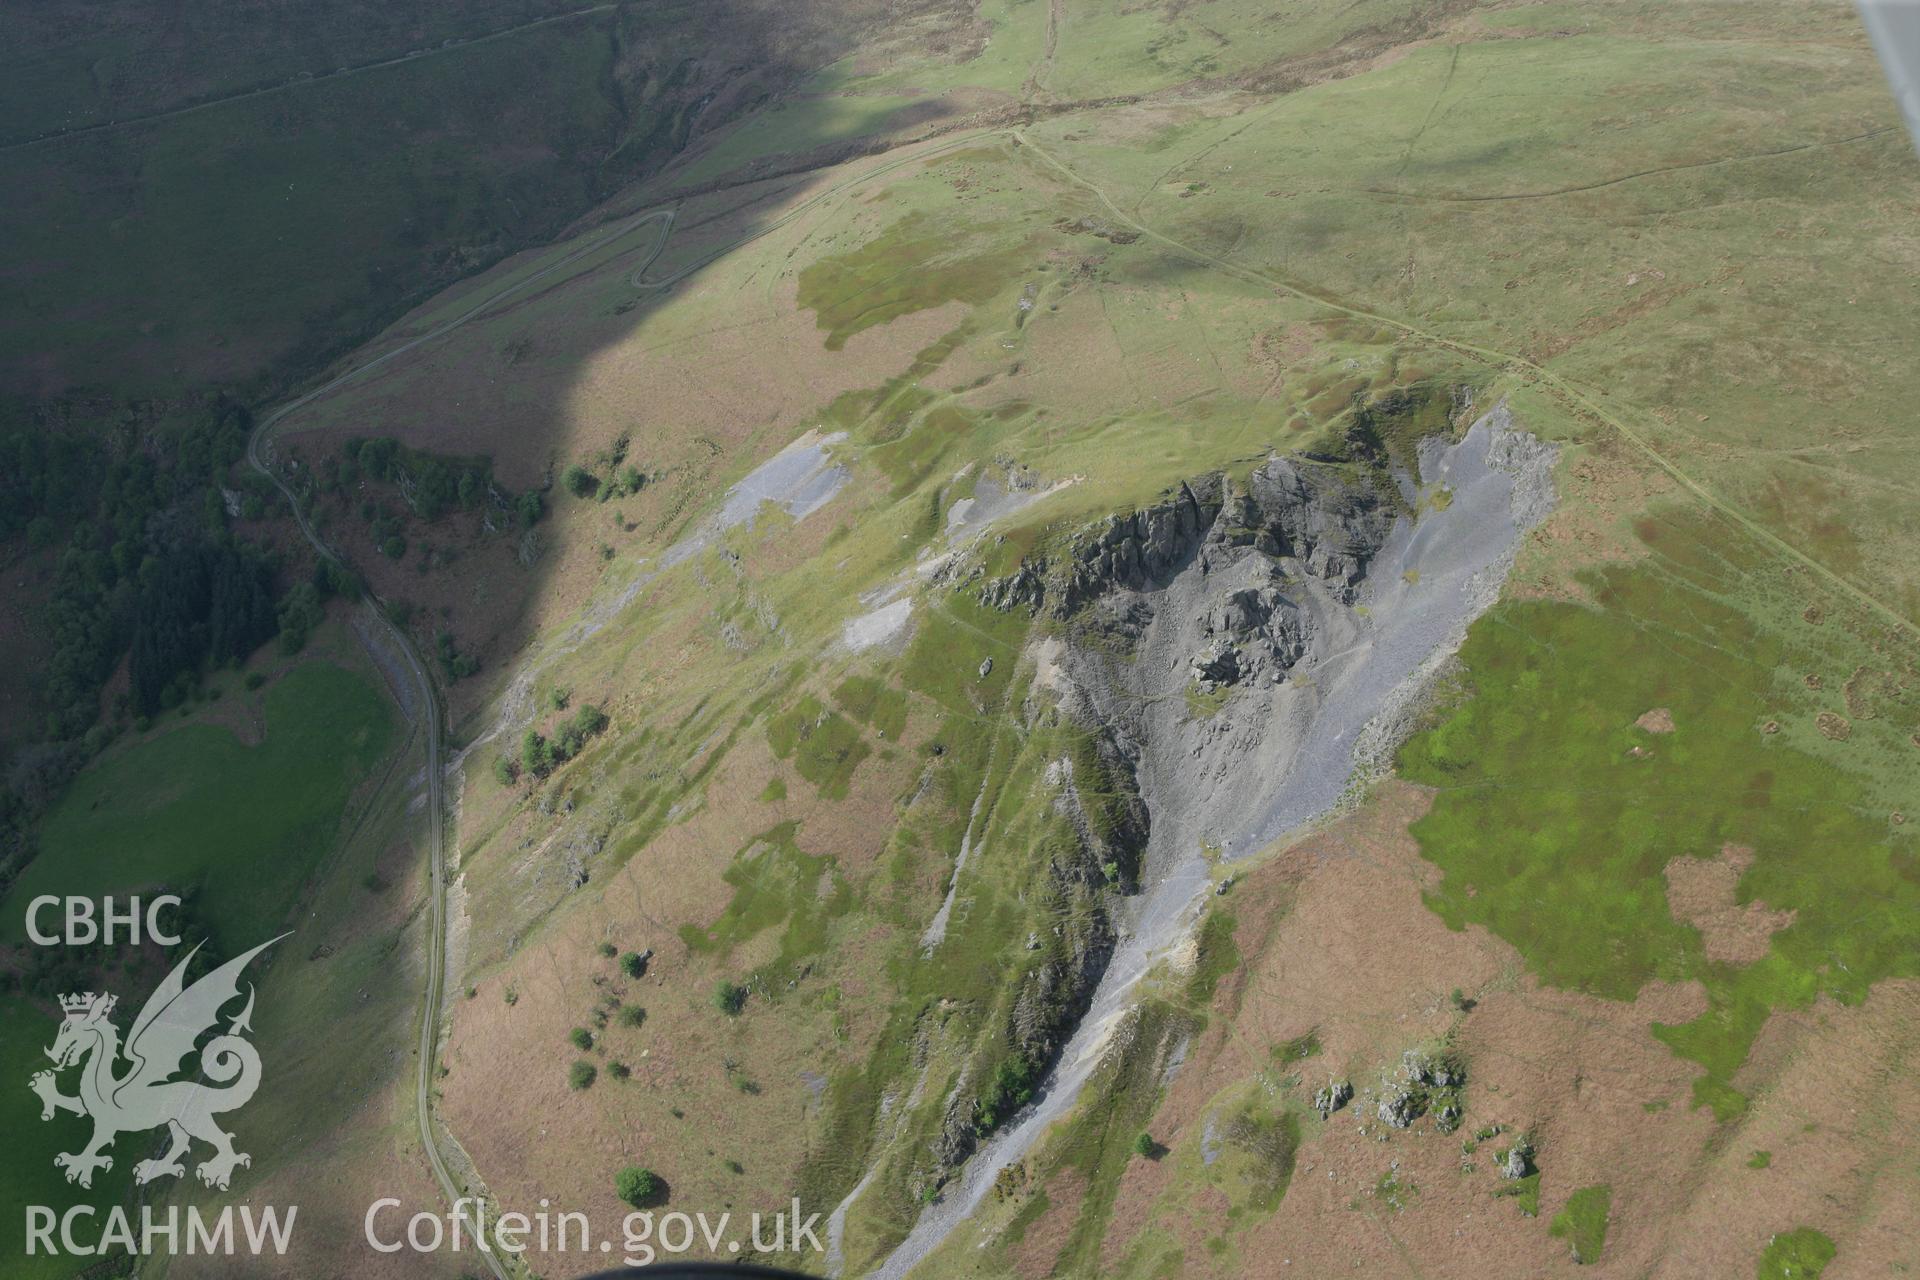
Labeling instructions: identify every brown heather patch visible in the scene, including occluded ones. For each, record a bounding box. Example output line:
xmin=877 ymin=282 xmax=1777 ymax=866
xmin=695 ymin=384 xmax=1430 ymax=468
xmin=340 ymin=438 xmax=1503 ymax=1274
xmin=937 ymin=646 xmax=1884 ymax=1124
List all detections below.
xmin=1657 ymin=980 xmax=1920 ymax=1278
xmin=1506 ymin=434 xmax=1669 ymax=605
xmin=994 ymin=279 xmax=1228 ymax=420
xmin=1635 ymin=707 xmax=1676 ymax=735
xmin=444 ymin=849 xmax=889 ymax=1277
xmin=1664 ymin=844 xmax=1795 ymax=968
xmin=1076 ymin=780 xmax=1913 ymax=1278
xmin=442 ymin=671 xmax=922 ymax=1275
xmin=1009 ymin=1167 xmax=1087 ymax=1280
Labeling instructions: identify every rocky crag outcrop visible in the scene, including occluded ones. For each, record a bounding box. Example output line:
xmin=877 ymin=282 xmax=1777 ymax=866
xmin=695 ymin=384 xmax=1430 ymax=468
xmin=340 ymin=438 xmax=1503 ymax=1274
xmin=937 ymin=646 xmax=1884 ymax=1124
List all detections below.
xmin=923 ymin=441 xmax=1410 ymax=1179
xmin=869 ymin=404 xmax=1557 ymax=1279
xmin=982 ymin=446 xmax=1399 ymax=694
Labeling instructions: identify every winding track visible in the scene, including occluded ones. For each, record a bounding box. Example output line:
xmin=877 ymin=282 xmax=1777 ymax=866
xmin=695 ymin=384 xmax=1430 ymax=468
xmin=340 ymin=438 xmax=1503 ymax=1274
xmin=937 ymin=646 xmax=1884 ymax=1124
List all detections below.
xmin=1013 ymin=128 xmax=1916 ymax=639
xmin=242 ymin=137 xmax=986 ymax=1260
xmin=246 ymin=442 xmax=497 ymax=1275
xmin=862 ymin=125 xmax=1916 ymax=1275
xmin=236 ymin=100 xmax=1910 ymax=1280
xmin=246 ymin=204 xmax=677 ymax=1280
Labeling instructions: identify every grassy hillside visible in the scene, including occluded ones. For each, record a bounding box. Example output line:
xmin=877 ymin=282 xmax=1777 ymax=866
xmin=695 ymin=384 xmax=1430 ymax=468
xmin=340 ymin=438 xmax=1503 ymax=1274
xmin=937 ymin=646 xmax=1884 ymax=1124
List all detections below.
xmin=0 ymin=995 xmax=136 ymax=1280
xmin=0 ymin=0 xmax=927 ymax=401
xmin=3 ymin=657 xmax=393 ymax=946
xmin=0 ymin=629 xmax=410 ymax=1278
xmin=333 ymin=0 xmax=1911 ymax=1273
xmin=5 ymin=0 xmax=1915 ymax=1275
xmin=0 ymin=14 xmax=627 ymax=398
xmin=1399 ymin=510 xmax=1918 ymax=1120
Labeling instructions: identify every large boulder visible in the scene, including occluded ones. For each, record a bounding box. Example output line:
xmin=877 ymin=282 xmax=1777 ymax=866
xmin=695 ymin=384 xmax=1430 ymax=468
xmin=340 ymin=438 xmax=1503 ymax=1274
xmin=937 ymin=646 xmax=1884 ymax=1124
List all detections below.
xmin=1313 ymin=1078 xmax=1354 ymax=1118
xmin=1378 ymin=1082 xmax=1427 ymax=1129
xmin=1190 ymin=640 xmax=1241 ymax=687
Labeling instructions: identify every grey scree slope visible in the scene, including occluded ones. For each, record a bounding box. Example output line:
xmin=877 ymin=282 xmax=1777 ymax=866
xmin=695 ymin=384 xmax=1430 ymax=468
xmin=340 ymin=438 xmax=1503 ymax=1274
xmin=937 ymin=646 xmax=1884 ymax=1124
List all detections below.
xmin=862 ymin=404 xmax=1557 ymax=1278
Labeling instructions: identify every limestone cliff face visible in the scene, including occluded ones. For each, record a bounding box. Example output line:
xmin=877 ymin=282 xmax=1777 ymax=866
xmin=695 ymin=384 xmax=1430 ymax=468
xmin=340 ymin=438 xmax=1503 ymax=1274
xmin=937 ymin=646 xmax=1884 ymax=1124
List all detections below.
xmin=1242 ymin=456 xmax=1396 ymax=593
xmin=871 ymin=402 xmax=1559 ymax=1277
xmin=1056 ymin=476 xmax=1224 ymax=612
xmin=932 ymin=451 xmax=1406 ymax=1176
xmin=982 ymin=454 xmax=1396 ymax=621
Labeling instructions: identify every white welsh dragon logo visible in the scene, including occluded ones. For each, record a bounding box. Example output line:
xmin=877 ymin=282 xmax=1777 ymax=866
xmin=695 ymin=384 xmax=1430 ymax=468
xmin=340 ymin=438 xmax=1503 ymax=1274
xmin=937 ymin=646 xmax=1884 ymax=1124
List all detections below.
xmin=29 ymin=935 xmax=285 ymax=1191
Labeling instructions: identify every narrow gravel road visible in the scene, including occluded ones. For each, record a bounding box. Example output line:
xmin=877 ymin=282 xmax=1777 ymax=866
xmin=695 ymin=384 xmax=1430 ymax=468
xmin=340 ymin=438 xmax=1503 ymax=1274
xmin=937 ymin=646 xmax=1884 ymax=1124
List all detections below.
xmin=244 ymin=203 xmax=677 ymax=1280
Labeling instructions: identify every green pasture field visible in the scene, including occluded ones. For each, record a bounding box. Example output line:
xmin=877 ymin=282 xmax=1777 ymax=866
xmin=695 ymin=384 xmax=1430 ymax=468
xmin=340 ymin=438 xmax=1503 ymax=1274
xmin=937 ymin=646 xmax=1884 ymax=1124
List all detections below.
xmin=0 ymin=996 xmax=135 ymax=1280
xmin=4 ymin=660 xmax=394 ymax=947
xmin=1400 ymin=512 xmax=1919 ymax=1118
